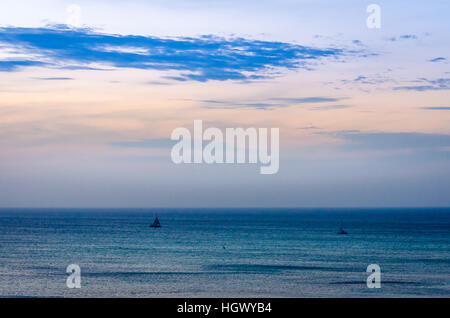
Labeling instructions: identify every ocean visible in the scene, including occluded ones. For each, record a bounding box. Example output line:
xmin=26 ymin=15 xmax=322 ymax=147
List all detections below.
xmin=0 ymin=208 xmax=448 ymax=297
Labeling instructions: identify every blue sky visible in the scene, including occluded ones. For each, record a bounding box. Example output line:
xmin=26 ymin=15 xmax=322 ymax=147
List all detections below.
xmin=0 ymin=0 xmax=449 ymax=207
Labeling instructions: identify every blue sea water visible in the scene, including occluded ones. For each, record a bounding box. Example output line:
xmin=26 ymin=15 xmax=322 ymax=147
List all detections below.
xmin=0 ymin=208 xmax=449 ymax=297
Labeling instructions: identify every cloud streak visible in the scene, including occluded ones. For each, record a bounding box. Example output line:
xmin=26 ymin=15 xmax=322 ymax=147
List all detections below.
xmin=428 ymin=57 xmax=446 ymax=63
xmin=0 ymin=25 xmax=343 ymax=82
xmin=421 ymin=106 xmax=450 ymax=110
xmin=0 ymin=60 xmax=46 ymax=71
xmin=394 ymin=78 xmax=450 ymax=91
xmin=32 ymin=77 xmax=74 ymax=80
xmin=199 ymin=96 xmax=345 ymax=110
xmin=326 ymin=131 xmax=450 ymax=151
xmin=110 ymin=139 xmax=175 ymax=149
xmin=388 ymin=34 xmax=418 ymax=42
xmin=269 ymin=97 xmax=341 ymax=103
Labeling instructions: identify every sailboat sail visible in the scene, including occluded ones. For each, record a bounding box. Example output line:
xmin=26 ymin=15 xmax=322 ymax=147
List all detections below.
xmin=337 ymin=221 xmax=347 ymax=235
xmin=150 ymin=215 xmax=161 ymax=228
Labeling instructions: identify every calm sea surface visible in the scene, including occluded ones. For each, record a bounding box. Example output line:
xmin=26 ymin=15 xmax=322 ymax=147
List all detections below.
xmin=0 ymin=208 xmax=449 ymax=297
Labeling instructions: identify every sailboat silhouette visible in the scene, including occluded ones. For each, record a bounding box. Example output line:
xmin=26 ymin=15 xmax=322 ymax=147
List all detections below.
xmin=150 ymin=215 xmax=161 ymax=228
xmin=337 ymin=221 xmax=347 ymax=235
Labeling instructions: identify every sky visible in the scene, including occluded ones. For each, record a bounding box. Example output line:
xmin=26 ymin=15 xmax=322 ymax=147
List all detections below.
xmin=0 ymin=0 xmax=449 ymax=207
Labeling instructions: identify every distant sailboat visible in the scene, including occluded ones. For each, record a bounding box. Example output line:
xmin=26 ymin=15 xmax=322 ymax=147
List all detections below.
xmin=337 ymin=221 xmax=347 ymax=235
xmin=150 ymin=215 xmax=161 ymax=228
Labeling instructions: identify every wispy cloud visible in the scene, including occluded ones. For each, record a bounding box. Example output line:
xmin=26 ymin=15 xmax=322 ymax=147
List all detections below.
xmin=388 ymin=34 xmax=418 ymax=42
xmin=399 ymin=34 xmax=418 ymax=40
xmin=310 ymin=104 xmax=351 ymax=111
xmin=325 ymin=130 xmax=450 ymax=151
xmin=146 ymin=80 xmax=172 ymax=86
xmin=394 ymin=78 xmax=450 ymax=91
xmin=341 ymin=74 xmax=391 ymax=86
xmin=269 ymin=97 xmax=341 ymax=103
xmin=421 ymin=106 xmax=450 ymax=110
xmin=0 ymin=60 xmax=46 ymax=71
xmin=428 ymin=57 xmax=446 ymax=63
xmin=201 ymin=100 xmax=278 ymax=110
xmin=32 ymin=77 xmax=73 ymax=80
xmin=199 ymin=96 xmax=345 ymax=110
xmin=0 ymin=25 xmax=344 ymax=81
xmin=297 ymin=125 xmax=320 ymax=130
xmin=109 ymin=139 xmax=174 ymax=149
